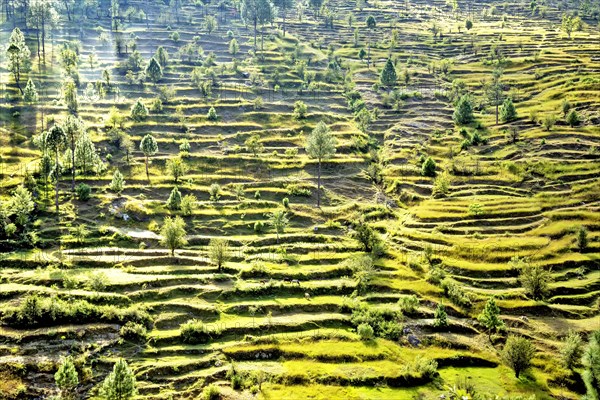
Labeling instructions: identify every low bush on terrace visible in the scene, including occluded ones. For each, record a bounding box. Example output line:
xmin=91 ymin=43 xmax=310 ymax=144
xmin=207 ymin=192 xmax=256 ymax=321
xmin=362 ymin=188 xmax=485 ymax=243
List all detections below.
xmin=350 ymin=302 xmax=403 ymax=340
xmin=1 ymin=294 xmax=153 ymax=329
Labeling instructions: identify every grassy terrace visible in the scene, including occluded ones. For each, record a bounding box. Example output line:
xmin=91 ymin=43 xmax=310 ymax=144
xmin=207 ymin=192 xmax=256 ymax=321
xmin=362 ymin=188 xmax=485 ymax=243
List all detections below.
xmin=0 ymin=0 xmax=599 ymax=398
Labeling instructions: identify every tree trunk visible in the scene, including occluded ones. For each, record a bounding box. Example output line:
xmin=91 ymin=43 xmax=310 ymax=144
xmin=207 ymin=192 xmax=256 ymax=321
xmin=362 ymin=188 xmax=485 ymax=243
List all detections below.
xmin=317 ymin=159 xmax=321 ymax=207
xmin=145 ymin=156 xmax=150 ymax=181
xmin=42 ymin=12 xmax=45 ymax=63
xmin=55 ymin=151 xmax=59 ymax=217
xmin=283 ymin=10 xmax=286 ymax=36
xmin=495 ymin=104 xmax=499 ymax=125
xmin=71 ymin=141 xmax=75 ymax=191
xmin=253 ymin=19 xmax=257 ymax=52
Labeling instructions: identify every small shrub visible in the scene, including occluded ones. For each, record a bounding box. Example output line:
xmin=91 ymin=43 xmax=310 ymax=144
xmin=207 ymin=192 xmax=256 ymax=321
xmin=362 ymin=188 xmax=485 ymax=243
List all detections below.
xmin=254 ymin=221 xmax=265 ymax=233
xmin=75 ymin=184 xmax=91 ymax=201
xmin=397 ymin=295 xmax=419 ymax=314
xmin=120 ymin=321 xmax=148 ymax=342
xmin=201 ymin=384 xmax=220 ymax=400
xmin=180 ymin=319 xmax=211 ymax=344
xmin=207 ymin=106 xmax=218 ymax=121
xmin=282 ymin=197 xmax=289 ymax=208
xmin=357 ymin=323 xmax=374 ymax=340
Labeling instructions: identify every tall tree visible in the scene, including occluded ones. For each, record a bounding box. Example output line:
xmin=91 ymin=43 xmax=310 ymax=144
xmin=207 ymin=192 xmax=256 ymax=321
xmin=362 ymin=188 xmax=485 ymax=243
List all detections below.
xmin=29 ymin=0 xmax=59 ymax=63
xmin=485 ymin=68 xmax=505 ymax=125
xmin=140 ymin=134 xmax=158 ymax=181
xmin=64 ymin=115 xmax=84 ymax=191
xmin=274 ymin=0 xmax=295 ymax=36
xmin=241 ymin=0 xmax=274 ymax=52
xmin=269 ymin=210 xmax=289 ymax=243
xmin=209 ymin=238 xmax=230 ymax=272
xmin=502 ymin=336 xmax=535 ymax=378
xmin=63 ymin=78 xmax=78 ymax=114
xmin=305 ymin=121 xmax=336 ymax=207
xmin=46 ymin=125 xmax=67 ymax=216
xmin=100 ymin=358 xmax=137 ymax=400
xmin=365 ymin=15 xmax=376 ymax=68
xmin=6 ymin=28 xmax=31 ymax=94
xmin=160 ymin=216 xmax=187 ymax=257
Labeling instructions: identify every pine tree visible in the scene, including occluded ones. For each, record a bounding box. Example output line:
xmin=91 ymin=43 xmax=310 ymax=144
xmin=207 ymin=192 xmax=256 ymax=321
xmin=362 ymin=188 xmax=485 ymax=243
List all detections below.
xmin=55 ymin=356 xmax=79 ymax=400
xmin=110 ymin=169 xmax=125 ymax=195
xmin=23 ymin=78 xmax=39 ymax=103
xmin=500 ymin=97 xmax=517 ymax=122
xmin=453 ymin=95 xmax=474 ymax=125
xmin=380 ymin=58 xmax=397 ymax=87
xmin=582 ymin=330 xmax=600 ymax=400
xmin=145 ymin=57 xmax=163 ymax=83
xmin=167 ymin=186 xmax=182 ymax=210
xmin=477 ymin=297 xmax=505 ymax=338
xmin=64 ymin=115 xmax=84 ymax=191
xmin=46 ymin=125 xmax=67 ymax=216
xmin=207 ymin=106 xmax=218 ymax=121
xmin=7 ymin=28 xmax=31 ymax=94
xmin=155 ymin=46 xmax=169 ymax=67
xmin=100 ymin=358 xmax=137 ymax=400
xmin=130 ymin=98 xmax=149 ymax=121
xmin=305 ymin=121 xmax=336 ymax=207
xmin=422 ymin=157 xmax=437 ymax=177
xmin=63 ymin=78 xmax=78 ymax=114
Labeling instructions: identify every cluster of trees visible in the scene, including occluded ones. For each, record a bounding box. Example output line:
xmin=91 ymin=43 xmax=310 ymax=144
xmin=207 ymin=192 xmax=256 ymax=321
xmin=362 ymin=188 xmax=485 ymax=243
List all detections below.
xmin=54 ymin=356 xmax=136 ymax=400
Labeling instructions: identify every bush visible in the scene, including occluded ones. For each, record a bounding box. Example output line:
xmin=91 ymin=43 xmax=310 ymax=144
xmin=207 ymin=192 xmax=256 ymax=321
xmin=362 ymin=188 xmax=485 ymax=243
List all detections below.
xmin=566 ymin=109 xmax=580 ymax=127
xmin=397 ymin=295 xmax=419 ymax=314
xmin=441 ymin=278 xmax=472 ymax=308
xmin=75 ymin=184 xmax=91 ymax=201
xmin=433 ymin=303 xmax=448 ymax=327
xmin=286 ymin=184 xmax=311 ymax=197
xmin=120 ymin=321 xmax=148 ymax=342
xmin=2 ymin=295 xmax=153 ymax=329
xmin=201 ymin=384 xmax=220 ymax=400
xmin=352 ymin=221 xmax=383 ymax=255
xmin=513 ymin=256 xmax=552 ymax=300
xmin=282 ymin=197 xmax=289 ymax=208
xmin=350 ymin=303 xmax=402 ymax=340
xmin=180 ymin=319 xmax=212 ymax=344
xmin=560 ymin=330 xmax=583 ymax=370
xmin=426 ymin=266 xmax=446 ymax=284
xmin=357 ymin=323 xmax=374 ymax=340
xmin=293 ymin=100 xmax=307 ymax=119
xmin=254 ymin=221 xmax=265 ymax=233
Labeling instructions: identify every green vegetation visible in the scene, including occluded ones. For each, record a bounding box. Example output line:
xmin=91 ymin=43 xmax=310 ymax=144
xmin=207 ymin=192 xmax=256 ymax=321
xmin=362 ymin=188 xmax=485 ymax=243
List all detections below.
xmin=0 ymin=0 xmax=598 ymax=398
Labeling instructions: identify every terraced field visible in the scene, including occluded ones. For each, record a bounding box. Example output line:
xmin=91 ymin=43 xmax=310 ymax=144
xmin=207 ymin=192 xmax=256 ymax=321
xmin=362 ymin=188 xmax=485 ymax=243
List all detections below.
xmin=0 ymin=0 xmax=599 ymax=399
